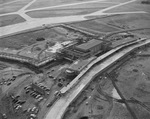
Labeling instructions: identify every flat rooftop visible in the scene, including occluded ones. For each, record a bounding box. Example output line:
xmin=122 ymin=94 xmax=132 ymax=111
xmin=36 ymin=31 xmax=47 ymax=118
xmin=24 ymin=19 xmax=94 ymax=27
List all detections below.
xmin=75 ymin=39 xmax=103 ymax=51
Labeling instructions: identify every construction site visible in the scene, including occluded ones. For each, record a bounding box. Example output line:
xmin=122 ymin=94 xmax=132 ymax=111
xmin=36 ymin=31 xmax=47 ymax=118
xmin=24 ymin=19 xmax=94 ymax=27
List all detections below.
xmin=0 ymin=0 xmax=150 ymax=118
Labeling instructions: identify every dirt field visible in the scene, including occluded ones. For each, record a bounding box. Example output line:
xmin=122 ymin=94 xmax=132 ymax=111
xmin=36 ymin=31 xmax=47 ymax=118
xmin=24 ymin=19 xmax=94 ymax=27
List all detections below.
xmin=111 ymin=45 xmax=150 ymax=118
xmin=0 ymin=0 xmax=31 ymax=14
xmin=0 ymin=26 xmax=84 ymax=50
xmin=63 ymin=76 xmax=134 ymax=119
xmin=0 ymin=62 xmax=8 ymax=70
xmin=0 ymin=14 xmax=26 ymax=27
xmin=108 ymin=102 xmax=133 ymax=119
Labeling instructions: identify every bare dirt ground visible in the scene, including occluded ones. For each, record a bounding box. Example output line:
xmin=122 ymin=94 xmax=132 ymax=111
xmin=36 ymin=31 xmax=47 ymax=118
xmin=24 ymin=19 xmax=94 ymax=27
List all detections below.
xmin=0 ymin=27 xmax=69 ymax=50
xmin=111 ymin=45 xmax=150 ymax=119
xmin=63 ymin=75 xmax=133 ymax=119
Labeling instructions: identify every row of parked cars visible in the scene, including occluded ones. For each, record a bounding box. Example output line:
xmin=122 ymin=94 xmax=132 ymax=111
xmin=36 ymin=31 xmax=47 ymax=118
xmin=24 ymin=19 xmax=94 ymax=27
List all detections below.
xmin=10 ymin=95 xmax=26 ymax=111
xmin=35 ymin=82 xmax=50 ymax=92
xmin=24 ymin=85 xmax=44 ymax=102
xmin=0 ymin=75 xmax=16 ymax=86
xmin=26 ymin=106 xmax=39 ymax=119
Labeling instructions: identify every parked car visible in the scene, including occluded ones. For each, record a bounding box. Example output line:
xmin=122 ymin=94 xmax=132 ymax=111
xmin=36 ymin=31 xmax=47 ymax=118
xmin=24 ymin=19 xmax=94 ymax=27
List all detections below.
xmin=35 ymin=95 xmax=41 ymax=99
xmin=45 ymin=88 xmax=50 ymax=92
xmin=24 ymin=85 xmax=31 ymax=90
xmin=7 ymin=82 xmax=11 ymax=86
xmin=37 ymin=97 xmax=43 ymax=102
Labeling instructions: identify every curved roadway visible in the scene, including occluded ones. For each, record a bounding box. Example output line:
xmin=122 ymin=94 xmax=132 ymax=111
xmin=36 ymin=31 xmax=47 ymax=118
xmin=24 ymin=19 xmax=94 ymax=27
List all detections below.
xmin=44 ymin=38 xmax=150 ymax=119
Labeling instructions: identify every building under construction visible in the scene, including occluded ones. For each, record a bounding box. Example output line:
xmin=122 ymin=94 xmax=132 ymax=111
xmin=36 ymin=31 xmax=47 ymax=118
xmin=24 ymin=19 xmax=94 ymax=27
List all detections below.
xmin=61 ymin=39 xmax=108 ymax=60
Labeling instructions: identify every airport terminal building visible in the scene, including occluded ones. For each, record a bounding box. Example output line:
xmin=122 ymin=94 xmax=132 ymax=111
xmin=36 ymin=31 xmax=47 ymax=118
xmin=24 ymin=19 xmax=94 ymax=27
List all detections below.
xmin=62 ymin=39 xmax=104 ymax=60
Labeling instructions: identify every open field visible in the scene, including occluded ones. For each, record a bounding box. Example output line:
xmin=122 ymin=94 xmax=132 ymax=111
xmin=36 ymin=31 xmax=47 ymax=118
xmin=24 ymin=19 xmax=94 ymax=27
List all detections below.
xmin=68 ymin=20 xmax=120 ymax=33
xmin=131 ymin=29 xmax=150 ymax=38
xmin=115 ymin=55 xmax=150 ymax=101
xmin=104 ymin=0 xmax=150 ymax=13
xmin=45 ymin=2 xmax=116 ymax=9
xmin=0 ymin=28 xmax=59 ymax=50
xmin=0 ymin=0 xmax=17 ymax=4
xmin=0 ymin=0 xmax=32 ymax=14
xmin=26 ymin=8 xmax=101 ymax=18
xmin=108 ymin=102 xmax=133 ymax=119
xmin=63 ymin=74 xmax=133 ymax=119
xmin=0 ymin=62 xmax=8 ymax=70
xmin=0 ymin=14 xmax=26 ymax=27
xmin=109 ymin=45 xmax=150 ymax=118
xmin=105 ymin=0 xmax=130 ymax=2
xmin=26 ymin=0 xmax=96 ymax=10
xmin=93 ymin=13 xmax=150 ymax=30
xmin=0 ymin=26 xmax=84 ymax=50
xmin=129 ymin=103 xmax=150 ymax=119
xmin=26 ymin=2 xmax=116 ymax=18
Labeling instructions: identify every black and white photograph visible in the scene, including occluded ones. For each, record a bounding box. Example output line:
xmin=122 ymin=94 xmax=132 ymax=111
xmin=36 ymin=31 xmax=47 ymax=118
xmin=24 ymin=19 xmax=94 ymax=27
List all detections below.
xmin=0 ymin=0 xmax=150 ymax=119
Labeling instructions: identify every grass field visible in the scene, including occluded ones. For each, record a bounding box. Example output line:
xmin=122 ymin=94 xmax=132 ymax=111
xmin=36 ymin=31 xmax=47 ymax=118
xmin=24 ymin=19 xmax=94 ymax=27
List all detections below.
xmin=0 ymin=0 xmax=16 ymax=4
xmin=104 ymin=0 xmax=150 ymax=13
xmin=0 ymin=14 xmax=26 ymax=27
xmin=26 ymin=0 xmax=95 ymax=10
xmin=26 ymin=8 xmax=102 ymax=18
xmin=26 ymin=2 xmax=116 ymax=18
xmin=105 ymin=0 xmax=130 ymax=2
xmin=0 ymin=0 xmax=32 ymax=14
xmin=41 ymin=2 xmax=116 ymax=10
xmin=93 ymin=13 xmax=150 ymax=30
xmin=69 ymin=20 xmax=119 ymax=33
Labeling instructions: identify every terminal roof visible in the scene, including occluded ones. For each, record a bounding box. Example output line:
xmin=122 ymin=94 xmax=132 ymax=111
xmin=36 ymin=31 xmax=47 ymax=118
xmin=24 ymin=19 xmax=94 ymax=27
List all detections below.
xmin=75 ymin=39 xmax=103 ymax=51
